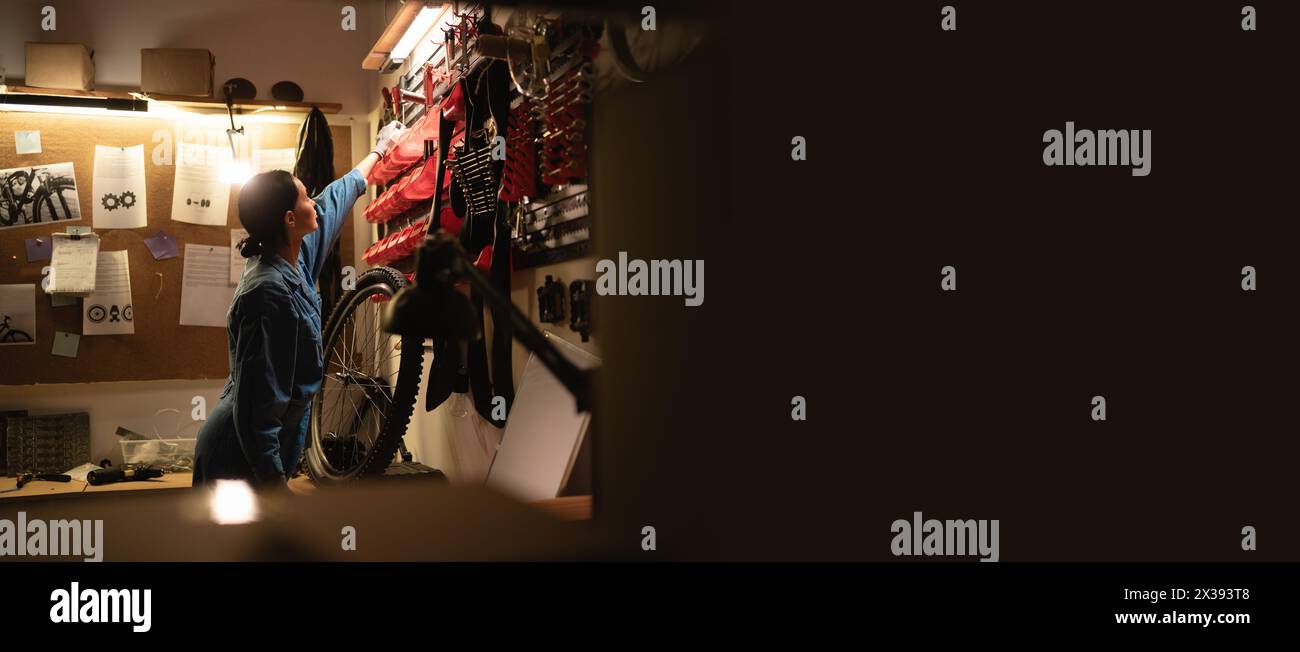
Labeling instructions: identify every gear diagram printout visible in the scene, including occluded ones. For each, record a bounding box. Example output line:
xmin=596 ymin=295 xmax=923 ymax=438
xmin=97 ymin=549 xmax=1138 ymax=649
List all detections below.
xmin=92 ymin=144 xmax=148 ymax=229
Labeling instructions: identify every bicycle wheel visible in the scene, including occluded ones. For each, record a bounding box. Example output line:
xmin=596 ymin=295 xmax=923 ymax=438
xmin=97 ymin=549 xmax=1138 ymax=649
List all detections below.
xmin=305 ymin=266 xmax=424 ymax=482
xmin=0 ymin=190 xmax=18 ymax=226
xmin=33 ymin=191 xmax=57 ymax=222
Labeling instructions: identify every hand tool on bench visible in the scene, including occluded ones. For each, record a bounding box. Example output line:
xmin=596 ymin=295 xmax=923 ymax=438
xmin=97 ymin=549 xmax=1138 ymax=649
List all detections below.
xmin=0 ymin=472 xmax=73 ymax=494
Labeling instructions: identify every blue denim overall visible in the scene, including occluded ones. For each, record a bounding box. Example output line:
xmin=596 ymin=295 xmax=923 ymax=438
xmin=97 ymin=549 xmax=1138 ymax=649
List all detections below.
xmin=193 ymin=170 xmax=365 ymax=485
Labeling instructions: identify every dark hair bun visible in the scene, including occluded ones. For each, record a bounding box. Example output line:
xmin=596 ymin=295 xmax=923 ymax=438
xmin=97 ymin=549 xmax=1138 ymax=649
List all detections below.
xmin=236 ymin=170 xmax=298 ymax=259
xmin=237 ymin=237 xmax=264 ymax=258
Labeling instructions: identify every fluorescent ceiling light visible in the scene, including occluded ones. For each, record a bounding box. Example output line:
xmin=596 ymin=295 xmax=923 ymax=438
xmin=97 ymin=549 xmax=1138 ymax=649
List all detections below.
xmin=0 ymin=102 xmax=151 ymax=118
xmin=0 ymin=93 xmax=148 ymax=114
xmin=391 ymin=5 xmax=445 ymax=61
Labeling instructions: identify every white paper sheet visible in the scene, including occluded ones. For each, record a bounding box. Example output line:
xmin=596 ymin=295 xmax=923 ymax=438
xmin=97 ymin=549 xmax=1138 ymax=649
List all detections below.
xmin=172 ymin=143 xmax=230 ymax=225
xmin=92 ymin=145 xmax=148 ymax=229
xmin=487 ymin=333 xmax=600 ymax=501
xmin=180 ymin=244 xmax=236 ymax=327
xmin=47 ymin=233 xmax=100 ymax=294
xmin=252 ymin=148 xmax=297 ymax=174
xmin=0 ymin=284 xmax=37 ymax=346
xmin=230 ymin=228 xmax=249 ymax=285
xmin=83 ymin=250 xmax=134 ymax=335
xmin=446 ymin=405 xmax=503 ymax=484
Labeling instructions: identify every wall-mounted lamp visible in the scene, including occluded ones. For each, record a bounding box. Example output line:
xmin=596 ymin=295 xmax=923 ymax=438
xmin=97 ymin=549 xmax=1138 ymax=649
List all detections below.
xmin=220 ymin=81 xmax=252 ymax=183
xmin=129 ymin=92 xmax=189 ymax=118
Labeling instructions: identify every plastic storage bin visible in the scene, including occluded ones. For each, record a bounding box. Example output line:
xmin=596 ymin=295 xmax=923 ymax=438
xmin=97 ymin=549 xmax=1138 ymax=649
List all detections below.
xmin=120 ymin=438 xmax=196 ymax=470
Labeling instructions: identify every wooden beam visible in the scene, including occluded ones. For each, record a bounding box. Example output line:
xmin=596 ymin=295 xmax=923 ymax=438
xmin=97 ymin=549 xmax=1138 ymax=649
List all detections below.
xmin=2 ymin=85 xmax=342 ymax=114
xmin=148 ymin=92 xmax=342 ymax=115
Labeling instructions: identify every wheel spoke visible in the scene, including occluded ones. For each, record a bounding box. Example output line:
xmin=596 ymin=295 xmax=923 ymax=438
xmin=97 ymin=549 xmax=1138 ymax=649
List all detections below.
xmin=310 ymin=277 xmax=416 ymax=479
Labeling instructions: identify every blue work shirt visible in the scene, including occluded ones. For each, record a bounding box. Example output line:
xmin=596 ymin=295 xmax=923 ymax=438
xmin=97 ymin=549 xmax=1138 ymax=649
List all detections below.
xmin=194 ymin=170 xmax=366 ymax=485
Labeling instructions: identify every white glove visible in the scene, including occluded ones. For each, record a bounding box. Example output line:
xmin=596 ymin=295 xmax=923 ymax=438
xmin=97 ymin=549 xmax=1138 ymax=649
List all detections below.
xmin=372 ymin=120 xmax=407 ymax=157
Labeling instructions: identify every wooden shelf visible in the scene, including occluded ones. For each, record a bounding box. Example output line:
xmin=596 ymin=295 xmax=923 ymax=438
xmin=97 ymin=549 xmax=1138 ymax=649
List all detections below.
xmin=1 ymin=84 xmax=341 ymax=114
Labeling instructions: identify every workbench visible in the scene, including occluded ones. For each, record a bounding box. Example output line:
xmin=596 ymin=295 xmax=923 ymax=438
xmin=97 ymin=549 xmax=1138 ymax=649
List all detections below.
xmin=0 ymin=472 xmax=194 ymax=500
xmin=0 ymin=473 xmax=592 ymax=520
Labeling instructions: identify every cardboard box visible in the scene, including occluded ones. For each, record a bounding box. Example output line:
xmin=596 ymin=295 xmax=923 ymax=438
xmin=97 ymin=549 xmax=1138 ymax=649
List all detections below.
xmin=24 ymin=42 xmax=95 ymax=91
xmin=141 ymin=48 xmax=214 ymax=97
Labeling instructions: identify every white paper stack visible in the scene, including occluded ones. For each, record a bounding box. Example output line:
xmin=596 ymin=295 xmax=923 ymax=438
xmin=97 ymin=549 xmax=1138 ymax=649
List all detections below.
xmin=46 ymin=233 xmax=100 ymax=295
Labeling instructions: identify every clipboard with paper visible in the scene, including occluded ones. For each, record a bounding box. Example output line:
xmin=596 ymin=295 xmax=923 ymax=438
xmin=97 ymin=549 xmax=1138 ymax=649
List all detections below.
xmin=45 ymin=232 xmax=100 ymax=295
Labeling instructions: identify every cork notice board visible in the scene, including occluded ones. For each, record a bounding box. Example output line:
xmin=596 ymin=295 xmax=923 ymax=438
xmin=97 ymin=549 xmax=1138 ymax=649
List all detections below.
xmin=0 ymin=112 xmax=354 ymax=384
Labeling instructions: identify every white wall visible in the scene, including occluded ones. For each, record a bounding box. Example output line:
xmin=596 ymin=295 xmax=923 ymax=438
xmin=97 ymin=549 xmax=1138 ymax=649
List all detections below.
xmin=0 ymin=0 xmax=385 ymax=116
xmin=508 ymin=258 xmax=601 ymax=384
xmin=0 ymin=379 xmax=224 ymax=466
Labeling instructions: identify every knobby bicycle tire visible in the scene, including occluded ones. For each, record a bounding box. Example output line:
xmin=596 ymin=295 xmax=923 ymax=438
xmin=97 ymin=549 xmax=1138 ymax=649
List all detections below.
xmin=305 ymin=266 xmax=424 ymax=482
xmin=0 ymin=193 xmax=19 ymax=226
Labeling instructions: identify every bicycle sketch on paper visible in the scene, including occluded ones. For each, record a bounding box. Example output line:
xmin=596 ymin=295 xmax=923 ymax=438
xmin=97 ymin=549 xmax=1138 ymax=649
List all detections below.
xmin=0 ymin=285 xmax=37 ymax=346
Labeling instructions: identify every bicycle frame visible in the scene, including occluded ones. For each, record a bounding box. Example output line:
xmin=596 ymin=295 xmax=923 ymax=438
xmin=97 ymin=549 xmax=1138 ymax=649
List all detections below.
xmin=425 ymin=235 xmax=592 ymax=413
xmin=388 ymin=107 xmax=592 ymax=413
xmin=1 ymin=168 xmax=64 ymax=223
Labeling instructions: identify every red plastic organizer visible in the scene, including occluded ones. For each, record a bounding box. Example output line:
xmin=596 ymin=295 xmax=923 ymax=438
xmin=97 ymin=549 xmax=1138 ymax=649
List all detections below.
xmin=499 ymin=100 xmax=538 ymax=202
xmin=362 ymin=217 xmax=430 ymax=266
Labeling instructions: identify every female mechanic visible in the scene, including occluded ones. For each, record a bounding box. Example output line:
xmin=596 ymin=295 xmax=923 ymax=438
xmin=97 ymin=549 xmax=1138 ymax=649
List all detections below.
xmin=193 ymin=120 xmax=405 ymax=487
